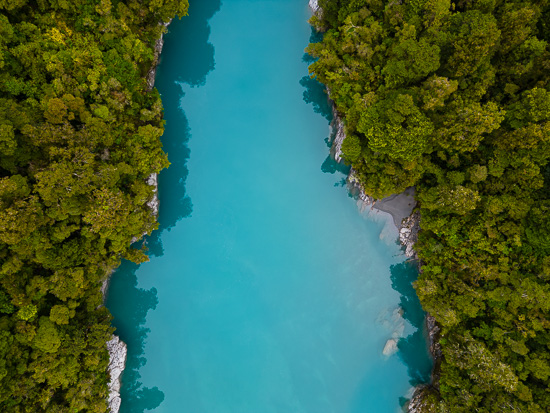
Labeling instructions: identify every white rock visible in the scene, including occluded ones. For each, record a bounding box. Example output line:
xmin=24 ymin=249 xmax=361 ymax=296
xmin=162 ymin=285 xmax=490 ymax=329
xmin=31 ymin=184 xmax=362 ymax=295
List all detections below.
xmin=383 ymin=338 xmax=399 ymax=357
xmin=348 ymin=169 xmax=374 ymax=208
xmin=107 ymin=335 xmax=127 ymax=413
xmin=399 ymin=211 xmax=420 ymax=258
xmin=147 ymin=173 xmax=159 ymax=216
xmin=309 ymin=0 xmax=320 ymax=14
xmin=332 ymin=117 xmax=346 ymax=163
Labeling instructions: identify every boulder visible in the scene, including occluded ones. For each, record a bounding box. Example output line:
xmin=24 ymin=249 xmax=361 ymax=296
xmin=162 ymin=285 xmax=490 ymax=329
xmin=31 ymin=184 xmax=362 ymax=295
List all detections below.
xmin=107 ymin=335 xmax=127 ymax=413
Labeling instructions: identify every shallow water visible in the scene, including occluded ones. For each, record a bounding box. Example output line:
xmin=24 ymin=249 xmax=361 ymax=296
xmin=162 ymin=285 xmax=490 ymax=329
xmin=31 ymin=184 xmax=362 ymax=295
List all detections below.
xmin=106 ymin=1 xmax=432 ymax=412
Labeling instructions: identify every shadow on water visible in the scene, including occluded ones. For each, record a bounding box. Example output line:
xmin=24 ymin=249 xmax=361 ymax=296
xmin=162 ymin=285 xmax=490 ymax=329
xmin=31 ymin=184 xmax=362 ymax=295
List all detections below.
xmin=301 ymin=26 xmax=353 ymax=179
xmin=300 ymin=75 xmax=333 ymax=123
xmin=107 ymin=1 xmax=221 ymax=412
xmin=105 ymin=262 xmax=162 ymax=411
xmin=300 ymin=74 xmax=351 ymax=177
xmin=302 ymin=25 xmax=324 ymax=64
xmin=301 ymin=27 xmax=332 ymax=123
xmin=389 ymin=261 xmax=433 ymax=406
xmin=148 ymin=0 xmax=222 ymax=256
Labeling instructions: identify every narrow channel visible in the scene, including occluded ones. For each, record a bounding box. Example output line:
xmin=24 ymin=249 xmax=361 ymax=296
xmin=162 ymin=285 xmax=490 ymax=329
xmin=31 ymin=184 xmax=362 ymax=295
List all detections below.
xmin=106 ymin=1 xmax=432 ymax=412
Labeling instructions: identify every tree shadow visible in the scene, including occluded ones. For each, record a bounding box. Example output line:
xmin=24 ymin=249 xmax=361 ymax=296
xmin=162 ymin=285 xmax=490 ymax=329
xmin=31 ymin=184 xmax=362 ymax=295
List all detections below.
xmin=107 ymin=1 xmax=222 ymax=411
xmin=145 ymin=0 xmax=222 ymax=257
xmin=301 ymin=26 xmax=332 ymax=123
xmin=299 ymin=75 xmax=333 ymax=123
xmin=105 ymin=261 xmax=162 ymax=412
xmin=321 ymin=155 xmax=351 ymax=176
xmin=389 ymin=261 xmax=433 ymax=391
xmin=302 ymin=26 xmax=324 ymax=64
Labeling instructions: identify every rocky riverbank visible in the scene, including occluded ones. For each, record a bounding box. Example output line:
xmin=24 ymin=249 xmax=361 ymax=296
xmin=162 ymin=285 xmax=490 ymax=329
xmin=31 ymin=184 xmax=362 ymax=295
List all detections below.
xmin=144 ymin=20 xmax=171 ymax=219
xmin=106 ymin=336 xmax=127 ymax=413
xmin=307 ymin=2 xmax=440 ymax=411
xmin=309 ymin=0 xmax=321 ymax=16
xmin=105 ymin=21 xmax=171 ymax=413
xmin=406 ymin=315 xmax=442 ymax=412
xmin=330 ymin=97 xmax=420 ymax=258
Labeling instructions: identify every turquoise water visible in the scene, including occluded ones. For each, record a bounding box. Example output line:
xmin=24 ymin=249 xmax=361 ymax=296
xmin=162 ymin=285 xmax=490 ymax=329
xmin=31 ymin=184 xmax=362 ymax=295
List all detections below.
xmin=105 ymin=1 xmax=432 ymax=412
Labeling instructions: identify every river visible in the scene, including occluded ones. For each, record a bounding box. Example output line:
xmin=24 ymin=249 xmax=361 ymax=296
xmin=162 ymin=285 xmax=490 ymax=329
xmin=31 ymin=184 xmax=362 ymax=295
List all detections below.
xmin=106 ymin=1 xmax=432 ymax=412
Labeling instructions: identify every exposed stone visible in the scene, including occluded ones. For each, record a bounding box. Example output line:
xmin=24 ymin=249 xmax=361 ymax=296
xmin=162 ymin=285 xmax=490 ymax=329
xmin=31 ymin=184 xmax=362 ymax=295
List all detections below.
xmin=330 ymin=115 xmax=345 ymax=163
xmin=309 ymin=0 xmax=321 ymax=16
xmin=426 ymin=314 xmax=442 ymax=386
xmin=143 ymin=20 xmax=170 ymax=218
xmin=347 ymin=169 xmax=375 ymax=209
xmin=399 ymin=210 xmax=420 ymax=259
xmin=147 ymin=173 xmax=159 ymax=216
xmin=407 ymin=385 xmax=431 ymax=413
xmin=107 ymin=335 xmax=127 ymax=413
xmin=146 ymin=20 xmax=172 ymax=92
xmin=100 ymin=272 xmax=112 ymax=299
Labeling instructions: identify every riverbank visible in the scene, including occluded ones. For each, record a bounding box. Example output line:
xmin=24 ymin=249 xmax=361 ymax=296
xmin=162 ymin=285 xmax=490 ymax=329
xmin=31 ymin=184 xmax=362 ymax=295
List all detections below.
xmin=307 ymin=1 xmax=439 ymax=410
xmin=106 ymin=0 xmax=433 ymax=409
xmin=104 ymin=21 xmax=172 ymax=413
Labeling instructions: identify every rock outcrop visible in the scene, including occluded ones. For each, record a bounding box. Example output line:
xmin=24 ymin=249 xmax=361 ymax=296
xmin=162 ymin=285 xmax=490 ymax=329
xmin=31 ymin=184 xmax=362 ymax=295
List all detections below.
xmin=407 ymin=385 xmax=436 ymax=413
xmin=347 ymin=169 xmax=374 ymax=205
xmin=330 ymin=115 xmax=345 ymax=163
xmin=143 ymin=21 xmax=171 ymax=219
xmin=405 ymin=314 xmax=442 ymax=412
xmin=309 ymin=0 xmax=321 ymax=16
xmin=107 ymin=336 xmax=127 ymax=413
xmin=426 ymin=314 xmax=442 ymax=385
xmin=147 ymin=173 xmax=159 ymax=216
xmin=399 ymin=211 xmax=420 ymax=258
xmin=146 ymin=21 xmax=172 ymax=92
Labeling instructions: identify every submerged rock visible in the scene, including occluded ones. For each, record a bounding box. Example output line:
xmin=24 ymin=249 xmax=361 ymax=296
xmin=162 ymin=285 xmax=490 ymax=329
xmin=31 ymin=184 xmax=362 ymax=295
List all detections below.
xmin=383 ymin=338 xmax=398 ymax=357
xmin=379 ymin=306 xmax=406 ymax=357
xmin=107 ymin=335 xmax=127 ymax=413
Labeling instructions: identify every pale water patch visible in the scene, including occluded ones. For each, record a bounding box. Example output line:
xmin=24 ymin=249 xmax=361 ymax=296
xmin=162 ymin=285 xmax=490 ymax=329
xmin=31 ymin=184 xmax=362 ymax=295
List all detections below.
xmin=106 ymin=1 xmax=432 ymax=412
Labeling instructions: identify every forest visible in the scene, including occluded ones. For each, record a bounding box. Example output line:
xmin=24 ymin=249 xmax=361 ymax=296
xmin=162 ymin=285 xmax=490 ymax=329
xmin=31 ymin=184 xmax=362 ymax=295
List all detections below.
xmin=0 ymin=0 xmax=187 ymax=411
xmin=308 ymin=0 xmax=550 ymax=411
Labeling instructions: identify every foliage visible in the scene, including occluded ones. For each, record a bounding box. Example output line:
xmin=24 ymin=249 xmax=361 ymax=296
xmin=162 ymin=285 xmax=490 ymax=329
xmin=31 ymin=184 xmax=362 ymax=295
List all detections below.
xmin=0 ymin=0 xmax=188 ymax=411
xmin=308 ymin=0 xmax=550 ymax=411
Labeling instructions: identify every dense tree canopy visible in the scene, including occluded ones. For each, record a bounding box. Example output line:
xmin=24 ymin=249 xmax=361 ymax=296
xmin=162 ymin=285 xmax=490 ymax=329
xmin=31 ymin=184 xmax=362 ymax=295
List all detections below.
xmin=0 ymin=0 xmax=187 ymax=411
xmin=309 ymin=0 xmax=550 ymax=411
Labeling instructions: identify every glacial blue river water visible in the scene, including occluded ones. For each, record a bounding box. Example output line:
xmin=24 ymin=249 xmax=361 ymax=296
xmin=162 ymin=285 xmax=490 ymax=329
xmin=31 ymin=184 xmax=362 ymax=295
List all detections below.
xmin=106 ymin=1 xmax=432 ymax=412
